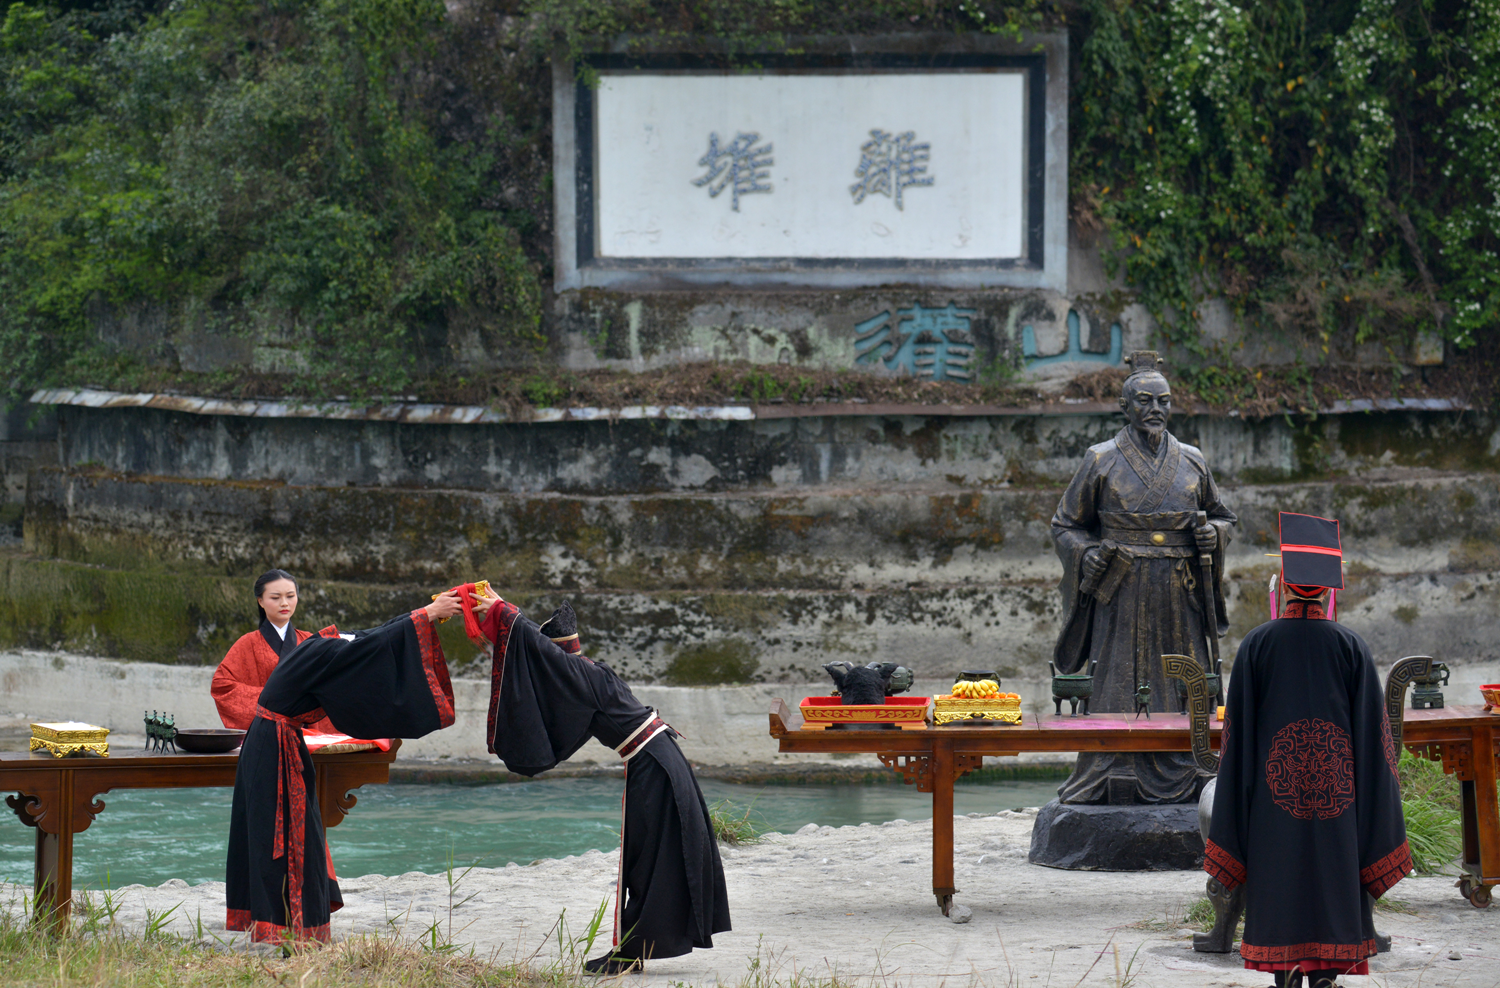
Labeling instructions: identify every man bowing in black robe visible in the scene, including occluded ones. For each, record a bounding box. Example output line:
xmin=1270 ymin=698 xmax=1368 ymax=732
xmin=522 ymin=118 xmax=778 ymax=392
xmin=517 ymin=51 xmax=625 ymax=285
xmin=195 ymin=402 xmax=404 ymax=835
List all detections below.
xmin=225 ymin=590 xmax=462 ymax=943
xmin=469 ymin=593 xmax=731 ymax=975
xmin=1206 ymin=514 xmax=1410 ymax=988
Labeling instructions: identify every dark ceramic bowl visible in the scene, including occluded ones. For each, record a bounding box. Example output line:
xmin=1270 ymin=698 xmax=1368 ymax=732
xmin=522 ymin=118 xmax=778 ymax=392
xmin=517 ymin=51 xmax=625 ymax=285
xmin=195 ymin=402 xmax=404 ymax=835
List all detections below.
xmin=957 ymin=670 xmax=999 ymax=682
xmin=173 ymin=729 xmax=246 ymax=753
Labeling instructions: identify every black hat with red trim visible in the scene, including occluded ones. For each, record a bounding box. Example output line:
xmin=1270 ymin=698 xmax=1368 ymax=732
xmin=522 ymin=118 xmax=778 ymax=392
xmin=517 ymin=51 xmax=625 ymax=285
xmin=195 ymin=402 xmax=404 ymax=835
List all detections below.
xmin=1279 ymin=512 xmax=1343 ymax=593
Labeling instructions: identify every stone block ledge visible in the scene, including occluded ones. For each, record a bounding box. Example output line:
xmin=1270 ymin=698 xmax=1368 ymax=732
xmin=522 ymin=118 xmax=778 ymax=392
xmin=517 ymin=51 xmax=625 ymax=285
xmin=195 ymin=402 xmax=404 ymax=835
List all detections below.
xmin=29 ymin=386 xmax=1474 ymax=425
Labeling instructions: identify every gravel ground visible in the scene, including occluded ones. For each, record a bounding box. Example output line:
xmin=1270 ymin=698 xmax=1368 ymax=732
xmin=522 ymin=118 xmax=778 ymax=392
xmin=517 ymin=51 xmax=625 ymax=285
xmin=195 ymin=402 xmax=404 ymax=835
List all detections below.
xmin=4 ymin=810 xmax=1495 ymax=987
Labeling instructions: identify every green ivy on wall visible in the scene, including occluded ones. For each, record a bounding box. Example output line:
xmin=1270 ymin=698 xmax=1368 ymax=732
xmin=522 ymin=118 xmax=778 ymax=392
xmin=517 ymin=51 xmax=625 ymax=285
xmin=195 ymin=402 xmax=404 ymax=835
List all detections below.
xmin=1072 ymin=0 xmax=1498 ymax=357
xmin=0 ymin=0 xmax=1494 ymax=402
xmin=0 ymin=0 xmax=545 ymax=401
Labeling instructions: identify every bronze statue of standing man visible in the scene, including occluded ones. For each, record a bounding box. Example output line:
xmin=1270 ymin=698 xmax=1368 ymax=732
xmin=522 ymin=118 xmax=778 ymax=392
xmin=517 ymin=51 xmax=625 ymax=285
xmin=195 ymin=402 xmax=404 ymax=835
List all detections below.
xmin=1051 ymin=352 xmax=1236 ymax=805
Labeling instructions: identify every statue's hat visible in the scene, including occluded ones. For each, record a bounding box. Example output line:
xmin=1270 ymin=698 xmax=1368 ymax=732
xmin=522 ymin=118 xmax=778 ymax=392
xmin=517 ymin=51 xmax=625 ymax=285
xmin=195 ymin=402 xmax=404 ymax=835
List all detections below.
xmin=1279 ymin=512 xmax=1343 ymax=591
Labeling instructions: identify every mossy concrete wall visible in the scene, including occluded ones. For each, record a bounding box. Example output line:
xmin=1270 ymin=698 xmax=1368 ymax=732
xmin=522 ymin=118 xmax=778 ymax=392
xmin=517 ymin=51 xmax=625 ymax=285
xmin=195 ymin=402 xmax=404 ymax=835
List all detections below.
xmin=14 ymin=403 xmax=1500 ymax=692
xmin=24 ymin=469 xmax=1500 ymax=590
xmin=1 ymin=403 xmax=57 ymax=540
xmin=0 ymin=552 xmax=493 ymax=668
xmin=48 ymin=404 xmax=1500 ymax=492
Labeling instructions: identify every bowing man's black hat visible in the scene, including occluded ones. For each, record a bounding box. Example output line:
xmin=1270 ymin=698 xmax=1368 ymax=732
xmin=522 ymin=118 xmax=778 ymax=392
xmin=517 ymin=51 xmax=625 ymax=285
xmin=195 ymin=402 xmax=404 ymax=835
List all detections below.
xmin=1279 ymin=511 xmax=1344 ymax=592
xmin=539 ymin=600 xmax=582 ymax=655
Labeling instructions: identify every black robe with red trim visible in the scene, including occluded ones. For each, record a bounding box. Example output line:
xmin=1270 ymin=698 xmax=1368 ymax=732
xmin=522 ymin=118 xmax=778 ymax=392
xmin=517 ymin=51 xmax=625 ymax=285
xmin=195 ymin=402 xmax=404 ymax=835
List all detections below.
xmin=225 ymin=609 xmax=454 ymax=942
xmin=1205 ymin=600 xmax=1411 ymax=975
xmin=481 ymin=601 xmax=730 ymax=961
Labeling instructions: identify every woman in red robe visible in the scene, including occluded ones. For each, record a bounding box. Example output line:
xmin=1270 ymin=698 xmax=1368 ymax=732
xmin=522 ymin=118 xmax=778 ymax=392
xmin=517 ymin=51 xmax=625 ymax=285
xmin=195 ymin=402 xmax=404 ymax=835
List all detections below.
xmin=212 ymin=569 xmax=335 ymax=734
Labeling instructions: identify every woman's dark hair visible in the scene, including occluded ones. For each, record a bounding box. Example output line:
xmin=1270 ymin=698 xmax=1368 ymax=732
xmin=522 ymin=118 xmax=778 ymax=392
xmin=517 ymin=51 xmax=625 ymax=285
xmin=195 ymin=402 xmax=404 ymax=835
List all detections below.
xmin=253 ymin=569 xmax=299 ymax=623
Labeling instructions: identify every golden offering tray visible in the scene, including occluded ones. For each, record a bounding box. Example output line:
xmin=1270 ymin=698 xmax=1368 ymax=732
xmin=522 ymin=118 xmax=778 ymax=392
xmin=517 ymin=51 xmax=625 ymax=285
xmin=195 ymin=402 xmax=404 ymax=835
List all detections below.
xmin=29 ymin=722 xmax=110 ymax=758
xmin=932 ymin=695 xmax=1023 ymax=726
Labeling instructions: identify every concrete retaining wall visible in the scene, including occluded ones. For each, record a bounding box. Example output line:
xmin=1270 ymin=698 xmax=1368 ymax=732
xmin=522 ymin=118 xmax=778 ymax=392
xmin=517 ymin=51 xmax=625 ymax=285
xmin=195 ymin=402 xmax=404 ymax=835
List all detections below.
xmin=10 ymin=401 xmax=1498 ymax=688
xmin=49 ymin=404 xmax=1500 ymax=492
xmin=5 ymin=650 xmax=1495 ymax=773
xmin=25 ymin=469 xmax=1500 ymax=588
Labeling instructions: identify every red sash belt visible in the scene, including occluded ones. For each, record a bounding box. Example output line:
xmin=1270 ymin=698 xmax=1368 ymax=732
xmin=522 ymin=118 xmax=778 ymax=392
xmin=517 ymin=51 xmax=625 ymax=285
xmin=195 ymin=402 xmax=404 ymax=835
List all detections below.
xmin=254 ymin=704 xmax=329 ymax=937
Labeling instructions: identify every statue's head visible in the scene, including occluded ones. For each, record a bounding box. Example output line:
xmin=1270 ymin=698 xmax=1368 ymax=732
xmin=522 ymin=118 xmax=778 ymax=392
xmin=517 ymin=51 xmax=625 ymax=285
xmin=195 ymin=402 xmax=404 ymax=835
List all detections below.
xmin=1119 ymin=351 xmax=1170 ymax=440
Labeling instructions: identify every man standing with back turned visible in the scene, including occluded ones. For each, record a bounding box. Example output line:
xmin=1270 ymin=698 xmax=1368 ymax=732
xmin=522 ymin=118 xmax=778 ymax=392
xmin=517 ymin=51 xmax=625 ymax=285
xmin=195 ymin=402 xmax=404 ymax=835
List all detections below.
xmin=1205 ymin=513 xmax=1411 ymax=988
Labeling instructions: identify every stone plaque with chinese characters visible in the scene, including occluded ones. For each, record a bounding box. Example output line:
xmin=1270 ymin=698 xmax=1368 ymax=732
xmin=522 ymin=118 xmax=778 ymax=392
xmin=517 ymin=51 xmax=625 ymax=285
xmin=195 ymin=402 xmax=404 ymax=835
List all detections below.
xmin=594 ymin=72 xmax=1021 ymax=259
xmin=555 ymin=44 xmax=1068 ymax=291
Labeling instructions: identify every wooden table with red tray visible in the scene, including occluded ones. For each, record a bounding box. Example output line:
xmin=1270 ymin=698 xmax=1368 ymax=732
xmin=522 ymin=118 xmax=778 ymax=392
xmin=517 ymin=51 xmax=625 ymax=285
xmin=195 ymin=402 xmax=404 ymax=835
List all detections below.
xmin=0 ymin=740 xmax=402 ymax=930
xmin=769 ymin=700 xmax=1500 ymax=914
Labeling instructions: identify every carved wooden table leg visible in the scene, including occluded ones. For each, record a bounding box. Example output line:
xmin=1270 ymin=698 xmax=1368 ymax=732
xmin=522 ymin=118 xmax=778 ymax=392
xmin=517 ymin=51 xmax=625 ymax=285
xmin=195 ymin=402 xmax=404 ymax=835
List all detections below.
xmin=316 ymin=758 xmax=390 ymax=830
xmin=932 ymin=740 xmax=956 ymax=916
xmin=5 ymin=767 xmax=75 ymax=932
xmin=1459 ymin=721 xmax=1498 ymax=907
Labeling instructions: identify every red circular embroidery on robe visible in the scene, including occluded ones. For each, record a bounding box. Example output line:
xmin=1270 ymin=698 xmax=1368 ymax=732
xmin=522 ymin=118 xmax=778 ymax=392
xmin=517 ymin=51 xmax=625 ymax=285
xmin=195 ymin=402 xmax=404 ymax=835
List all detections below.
xmin=1265 ymin=718 xmax=1355 ymax=820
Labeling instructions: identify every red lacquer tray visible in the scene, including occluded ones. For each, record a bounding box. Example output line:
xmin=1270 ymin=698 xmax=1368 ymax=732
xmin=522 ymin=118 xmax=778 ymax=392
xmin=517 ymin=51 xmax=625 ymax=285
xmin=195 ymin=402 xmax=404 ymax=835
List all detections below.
xmin=800 ymin=696 xmax=930 ymax=730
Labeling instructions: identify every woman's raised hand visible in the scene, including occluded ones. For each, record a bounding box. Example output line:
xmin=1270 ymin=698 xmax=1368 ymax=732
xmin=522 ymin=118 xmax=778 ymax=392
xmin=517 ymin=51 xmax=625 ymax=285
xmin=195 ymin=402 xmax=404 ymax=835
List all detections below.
xmin=425 ymin=589 xmax=464 ymax=623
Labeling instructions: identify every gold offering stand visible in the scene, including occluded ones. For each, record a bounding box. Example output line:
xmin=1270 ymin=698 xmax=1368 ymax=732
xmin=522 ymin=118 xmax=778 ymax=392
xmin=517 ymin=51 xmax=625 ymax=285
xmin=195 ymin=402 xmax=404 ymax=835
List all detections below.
xmin=931 ymin=696 xmax=1022 ymax=725
xmin=29 ymin=723 xmax=109 ymax=759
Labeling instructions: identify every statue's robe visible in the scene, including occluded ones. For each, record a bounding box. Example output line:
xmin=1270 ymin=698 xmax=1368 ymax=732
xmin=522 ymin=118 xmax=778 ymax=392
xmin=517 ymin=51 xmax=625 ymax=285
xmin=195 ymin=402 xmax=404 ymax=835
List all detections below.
xmin=481 ymin=601 xmax=730 ymax=962
xmin=224 ymin=611 xmax=454 ymax=942
xmin=212 ymin=622 xmax=335 ymax=734
xmin=1052 ymin=426 xmax=1236 ymax=804
xmin=1205 ymin=599 xmax=1410 ymax=976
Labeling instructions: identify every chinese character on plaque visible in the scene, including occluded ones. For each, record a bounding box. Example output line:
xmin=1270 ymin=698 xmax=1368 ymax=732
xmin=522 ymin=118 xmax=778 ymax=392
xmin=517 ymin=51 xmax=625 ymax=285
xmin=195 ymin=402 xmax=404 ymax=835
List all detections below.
xmin=849 ymin=129 xmax=934 ymax=210
xmin=691 ymin=131 xmax=774 ymax=211
xmin=854 ymin=303 xmax=977 ymax=382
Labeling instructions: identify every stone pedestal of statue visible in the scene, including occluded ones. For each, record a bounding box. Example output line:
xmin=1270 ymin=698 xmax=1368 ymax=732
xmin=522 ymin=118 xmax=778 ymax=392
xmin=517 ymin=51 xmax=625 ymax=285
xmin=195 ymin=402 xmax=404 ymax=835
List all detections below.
xmin=1027 ymin=799 xmax=1204 ymax=871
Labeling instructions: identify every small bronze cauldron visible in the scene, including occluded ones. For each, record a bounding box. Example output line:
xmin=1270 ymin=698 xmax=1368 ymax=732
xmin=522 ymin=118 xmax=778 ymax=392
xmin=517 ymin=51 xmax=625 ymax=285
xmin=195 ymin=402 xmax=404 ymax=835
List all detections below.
xmin=957 ymin=670 xmax=999 ymax=684
xmin=1411 ymin=662 xmax=1450 ymax=710
xmin=1049 ymin=660 xmax=1096 ymax=716
xmin=1174 ymin=673 xmax=1222 ymax=708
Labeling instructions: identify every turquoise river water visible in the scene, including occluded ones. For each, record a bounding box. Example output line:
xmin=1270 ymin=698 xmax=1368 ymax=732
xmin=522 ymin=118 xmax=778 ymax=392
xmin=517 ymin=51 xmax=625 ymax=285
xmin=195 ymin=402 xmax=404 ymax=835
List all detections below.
xmin=0 ymin=777 xmax=1061 ymax=889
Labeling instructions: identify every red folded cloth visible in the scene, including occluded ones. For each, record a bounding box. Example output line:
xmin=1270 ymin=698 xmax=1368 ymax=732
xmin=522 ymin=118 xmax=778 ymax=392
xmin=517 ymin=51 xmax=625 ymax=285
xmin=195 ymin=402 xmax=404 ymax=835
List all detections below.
xmin=451 ymin=582 xmax=492 ymax=647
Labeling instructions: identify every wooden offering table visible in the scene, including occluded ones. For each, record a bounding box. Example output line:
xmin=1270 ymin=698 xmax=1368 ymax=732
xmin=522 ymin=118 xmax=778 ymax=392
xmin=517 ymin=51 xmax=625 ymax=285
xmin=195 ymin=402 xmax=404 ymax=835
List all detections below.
xmin=1394 ymin=706 xmax=1500 ymax=908
xmin=768 ymin=700 xmax=1500 ymax=914
xmin=0 ymin=739 xmax=401 ymax=930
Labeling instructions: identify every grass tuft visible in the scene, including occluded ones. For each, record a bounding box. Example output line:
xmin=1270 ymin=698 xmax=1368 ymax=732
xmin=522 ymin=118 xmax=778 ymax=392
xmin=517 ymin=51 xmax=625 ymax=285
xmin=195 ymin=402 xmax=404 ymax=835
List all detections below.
xmin=0 ymin=885 xmax=595 ymax=988
xmin=708 ymin=798 xmax=766 ymax=846
xmin=1399 ymin=749 xmax=1461 ymax=874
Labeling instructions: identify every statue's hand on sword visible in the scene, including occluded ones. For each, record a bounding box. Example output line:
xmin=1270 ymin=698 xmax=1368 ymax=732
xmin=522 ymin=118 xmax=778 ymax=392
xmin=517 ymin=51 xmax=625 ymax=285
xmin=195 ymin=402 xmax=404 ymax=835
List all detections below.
xmin=1194 ymin=522 xmax=1218 ymax=553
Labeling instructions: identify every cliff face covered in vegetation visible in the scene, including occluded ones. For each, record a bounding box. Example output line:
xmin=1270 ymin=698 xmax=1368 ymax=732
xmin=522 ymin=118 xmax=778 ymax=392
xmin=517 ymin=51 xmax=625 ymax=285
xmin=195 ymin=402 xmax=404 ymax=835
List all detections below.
xmin=1 ymin=0 xmax=1496 ymax=404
